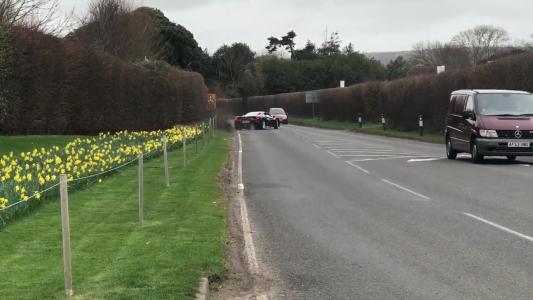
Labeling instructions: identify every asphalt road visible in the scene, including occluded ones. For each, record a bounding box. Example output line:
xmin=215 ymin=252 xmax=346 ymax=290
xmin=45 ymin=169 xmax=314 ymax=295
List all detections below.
xmin=240 ymin=124 xmax=533 ymax=299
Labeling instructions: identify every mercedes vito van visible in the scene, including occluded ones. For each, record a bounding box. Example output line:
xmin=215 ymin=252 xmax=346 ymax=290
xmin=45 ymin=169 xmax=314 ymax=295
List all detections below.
xmin=445 ymin=90 xmax=533 ymax=163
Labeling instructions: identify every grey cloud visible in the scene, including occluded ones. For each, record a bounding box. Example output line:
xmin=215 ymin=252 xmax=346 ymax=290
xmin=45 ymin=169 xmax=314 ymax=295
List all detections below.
xmin=60 ymin=0 xmax=533 ymax=53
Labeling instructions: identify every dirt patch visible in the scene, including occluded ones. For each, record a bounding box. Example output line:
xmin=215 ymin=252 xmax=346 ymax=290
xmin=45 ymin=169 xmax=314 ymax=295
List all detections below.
xmin=211 ymin=133 xmax=273 ymax=299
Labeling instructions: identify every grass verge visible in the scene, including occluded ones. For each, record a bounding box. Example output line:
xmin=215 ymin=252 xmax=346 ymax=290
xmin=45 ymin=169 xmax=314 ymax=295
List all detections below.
xmin=0 ymin=135 xmax=80 ymax=156
xmin=0 ymin=132 xmax=229 ymax=299
xmin=290 ymin=117 xmax=444 ymax=144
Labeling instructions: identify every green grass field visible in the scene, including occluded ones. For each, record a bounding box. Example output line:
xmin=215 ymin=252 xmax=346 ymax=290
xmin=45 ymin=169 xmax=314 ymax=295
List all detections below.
xmin=0 ymin=135 xmax=80 ymax=156
xmin=290 ymin=117 xmax=444 ymax=144
xmin=0 ymin=133 xmax=228 ymax=299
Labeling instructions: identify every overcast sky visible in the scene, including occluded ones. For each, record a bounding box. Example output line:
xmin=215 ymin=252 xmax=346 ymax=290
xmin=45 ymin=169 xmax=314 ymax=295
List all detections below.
xmin=60 ymin=0 xmax=533 ymax=54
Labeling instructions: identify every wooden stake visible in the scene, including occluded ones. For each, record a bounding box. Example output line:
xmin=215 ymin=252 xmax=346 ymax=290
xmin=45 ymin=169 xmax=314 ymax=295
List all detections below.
xmin=138 ymin=153 xmax=144 ymax=225
xmin=59 ymin=174 xmax=73 ymax=297
xmin=195 ymin=126 xmax=198 ymax=154
xmin=163 ymin=138 xmax=169 ymax=187
xmin=182 ymin=132 xmax=187 ymax=167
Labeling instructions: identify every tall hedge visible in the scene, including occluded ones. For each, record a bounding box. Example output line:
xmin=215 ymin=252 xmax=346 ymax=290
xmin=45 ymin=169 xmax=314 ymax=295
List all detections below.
xmin=0 ymin=27 xmax=208 ymax=135
xmin=219 ymin=53 xmax=533 ymax=132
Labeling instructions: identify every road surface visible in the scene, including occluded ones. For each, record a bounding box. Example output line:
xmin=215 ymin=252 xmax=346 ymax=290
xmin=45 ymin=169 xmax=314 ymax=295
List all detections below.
xmin=240 ymin=125 xmax=533 ymax=299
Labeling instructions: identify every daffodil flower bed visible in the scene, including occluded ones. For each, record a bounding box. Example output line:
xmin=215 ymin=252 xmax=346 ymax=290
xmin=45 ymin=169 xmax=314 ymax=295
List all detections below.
xmin=0 ymin=125 xmax=204 ymax=222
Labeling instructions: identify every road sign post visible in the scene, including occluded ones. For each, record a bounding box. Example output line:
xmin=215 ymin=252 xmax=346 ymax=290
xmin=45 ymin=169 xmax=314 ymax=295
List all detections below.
xmin=305 ymin=92 xmax=319 ymax=119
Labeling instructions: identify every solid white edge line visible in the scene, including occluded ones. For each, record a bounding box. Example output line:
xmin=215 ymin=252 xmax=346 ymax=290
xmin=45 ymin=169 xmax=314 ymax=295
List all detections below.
xmin=462 ymin=212 xmax=533 ymax=243
xmin=381 ymin=179 xmax=431 ymax=200
xmin=345 ymin=161 xmax=370 ymax=174
xmin=237 ymin=133 xmax=260 ymax=273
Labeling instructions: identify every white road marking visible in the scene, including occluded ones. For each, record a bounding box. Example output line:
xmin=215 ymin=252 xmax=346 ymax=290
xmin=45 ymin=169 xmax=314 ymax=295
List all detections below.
xmin=329 ymin=149 xmax=395 ymax=152
xmin=520 ymin=164 xmax=531 ymax=167
xmin=350 ymin=156 xmax=425 ymax=162
xmin=462 ymin=212 xmax=533 ymax=243
xmin=345 ymin=161 xmax=370 ymax=174
xmin=381 ymin=179 xmax=431 ymax=200
xmin=407 ymin=158 xmax=442 ymax=162
xmin=327 ymin=150 xmax=340 ymax=157
xmin=312 ymin=144 xmax=321 ymax=149
xmin=237 ymin=133 xmax=260 ymax=273
xmin=336 ymin=153 xmax=414 ymax=157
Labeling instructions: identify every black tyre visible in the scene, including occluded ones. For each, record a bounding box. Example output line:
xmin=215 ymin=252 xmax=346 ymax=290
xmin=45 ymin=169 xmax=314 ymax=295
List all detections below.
xmin=446 ymin=135 xmax=457 ymax=160
xmin=471 ymin=138 xmax=484 ymax=163
xmin=507 ymin=155 xmax=517 ymax=162
xmin=274 ymin=120 xmax=279 ymax=129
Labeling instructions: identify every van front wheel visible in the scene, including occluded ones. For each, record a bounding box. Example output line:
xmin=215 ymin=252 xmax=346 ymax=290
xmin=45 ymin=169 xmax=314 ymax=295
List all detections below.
xmin=446 ymin=135 xmax=457 ymax=160
xmin=471 ymin=138 xmax=484 ymax=163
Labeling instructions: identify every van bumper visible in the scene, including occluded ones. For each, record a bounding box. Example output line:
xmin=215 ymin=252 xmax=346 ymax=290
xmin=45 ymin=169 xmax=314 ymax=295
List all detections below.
xmin=477 ymin=138 xmax=533 ymax=156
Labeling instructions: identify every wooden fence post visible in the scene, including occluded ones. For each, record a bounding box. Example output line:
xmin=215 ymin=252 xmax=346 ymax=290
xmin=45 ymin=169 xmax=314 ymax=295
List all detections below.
xmin=195 ymin=126 xmax=198 ymax=154
xmin=138 ymin=153 xmax=144 ymax=225
xmin=60 ymin=174 xmax=73 ymax=297
xmin=182 ymin=131 xmax=187 ymax=167
xmin=163 ymin=138 xmax=169 ymax=187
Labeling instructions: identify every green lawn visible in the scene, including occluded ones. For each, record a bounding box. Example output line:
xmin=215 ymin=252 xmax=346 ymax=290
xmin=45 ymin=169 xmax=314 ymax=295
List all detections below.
xmin=0 ymin=132 xmax=228 ymax=299
xmin=290 ymin=117 xmax=444 ymax=144
xmin=0 ymin=135 xmax=80 ymax=156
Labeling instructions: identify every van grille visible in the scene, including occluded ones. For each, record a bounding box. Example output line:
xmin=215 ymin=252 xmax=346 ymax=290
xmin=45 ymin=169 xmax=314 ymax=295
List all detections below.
xmin=496 ymin=130 xmax=533 ymax=139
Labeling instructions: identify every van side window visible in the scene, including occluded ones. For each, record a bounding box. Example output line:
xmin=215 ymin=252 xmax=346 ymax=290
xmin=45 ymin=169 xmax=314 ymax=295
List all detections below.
xmin=465 ymin=96 xmax=474 ymax=112
xmin=448 ymin=96 xmax=457 ymax=113
xmin=453 ymin=95 xmax=466 ymax=114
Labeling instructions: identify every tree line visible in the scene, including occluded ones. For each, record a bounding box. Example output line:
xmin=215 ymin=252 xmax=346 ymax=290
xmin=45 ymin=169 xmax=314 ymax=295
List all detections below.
xmin=219 ymin=51 xmax=533 ymax=133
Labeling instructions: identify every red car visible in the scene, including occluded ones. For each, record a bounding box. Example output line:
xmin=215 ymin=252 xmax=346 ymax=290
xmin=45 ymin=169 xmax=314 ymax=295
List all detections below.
xmin=269 ymin=108 xmax=288 ymax=124
xmin=234 ymin=111 xmax=279 ymax=130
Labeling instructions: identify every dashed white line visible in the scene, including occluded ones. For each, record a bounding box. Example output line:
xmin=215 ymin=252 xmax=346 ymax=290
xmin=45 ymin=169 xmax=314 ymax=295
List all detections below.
xmin=462 ymin=212 xmax=533 ymax=243
xmin=336 ymin=153 xmax=414 ymax=157
xmin=350 ymin=156 xmax=425 ymax=162
xmin=407 ymin=158 xmax=442 ymax=162
xmin=345 ymin=161 xmax=370 ymax=174
xmin=312 ymin=144 xmax=321 ymax=149
xmin=381 ymin=179 xmax=431 ymax=200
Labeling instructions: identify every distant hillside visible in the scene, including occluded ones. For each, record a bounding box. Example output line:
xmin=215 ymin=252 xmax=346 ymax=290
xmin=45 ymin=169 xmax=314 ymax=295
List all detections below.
xmin=365 ymin=51 xmax=413 ymax=65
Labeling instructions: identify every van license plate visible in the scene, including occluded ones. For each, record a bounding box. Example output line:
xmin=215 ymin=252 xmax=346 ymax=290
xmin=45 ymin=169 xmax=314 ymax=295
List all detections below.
xmin=508 ymin=142 xmax=530 ymax=148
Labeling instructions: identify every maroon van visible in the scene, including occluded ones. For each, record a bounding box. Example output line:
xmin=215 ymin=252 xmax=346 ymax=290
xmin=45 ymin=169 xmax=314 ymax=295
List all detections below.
xmin=445 ymin=90 xmax=533 ymax=163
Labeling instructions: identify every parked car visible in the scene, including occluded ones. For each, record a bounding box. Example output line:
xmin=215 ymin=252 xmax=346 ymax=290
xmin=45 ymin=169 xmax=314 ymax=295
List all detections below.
xmin=234 ymin=111 xmax=280 ymax=130
xmin=445 ymin=89 xmax=533 ymax=163
xmin=269 ymin=107 xmax=289 ymax=124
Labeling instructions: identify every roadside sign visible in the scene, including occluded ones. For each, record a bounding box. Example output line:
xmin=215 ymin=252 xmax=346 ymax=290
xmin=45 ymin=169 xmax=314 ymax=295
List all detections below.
xmin=340 ymin=80 xmax=345 ymax=88
xmin=305 ymin=91 xmax=319 ymax=104
xmin=437 ymin=65 xmax=445 ymax=74
xmin=208 ymin=93 xmax=217 ymax=111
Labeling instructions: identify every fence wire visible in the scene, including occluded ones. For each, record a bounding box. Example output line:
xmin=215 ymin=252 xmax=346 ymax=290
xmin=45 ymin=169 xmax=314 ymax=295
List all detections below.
xmin=0 ymin=123 xmax=210 ymax=218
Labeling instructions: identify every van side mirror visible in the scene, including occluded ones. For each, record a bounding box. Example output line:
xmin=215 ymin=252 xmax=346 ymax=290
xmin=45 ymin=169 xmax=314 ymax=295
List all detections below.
xmin=462 ymin=111 xmax=475 ymax=120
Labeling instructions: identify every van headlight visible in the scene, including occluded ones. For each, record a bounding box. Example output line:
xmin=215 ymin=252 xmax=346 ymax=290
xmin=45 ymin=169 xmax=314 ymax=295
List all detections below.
xmin=479 ymin=129 xmax=498 ymax=138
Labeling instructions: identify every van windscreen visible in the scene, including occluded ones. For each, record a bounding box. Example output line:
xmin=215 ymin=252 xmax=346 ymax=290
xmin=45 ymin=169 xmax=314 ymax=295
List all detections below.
xmin=477 ymin=94 xmax=533 ymax=116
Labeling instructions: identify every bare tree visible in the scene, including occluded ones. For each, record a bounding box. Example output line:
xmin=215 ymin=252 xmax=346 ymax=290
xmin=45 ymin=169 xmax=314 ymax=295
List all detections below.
xmin=0 ymin=0 xmax=60 ymax=32
xmin=411 ymin=41 xmax=471 ymax=70
xmin=451 ymin=25 xmax=509 ymax=64
xmin=71 ymin=0 xmax=158 ymax=62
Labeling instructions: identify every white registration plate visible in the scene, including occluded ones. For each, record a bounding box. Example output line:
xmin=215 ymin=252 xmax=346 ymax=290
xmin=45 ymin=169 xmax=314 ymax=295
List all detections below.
xmin=241 ymin=120 xmax=250 ymax=124
xmin=508 ymin=141 xmax=530 ymax=148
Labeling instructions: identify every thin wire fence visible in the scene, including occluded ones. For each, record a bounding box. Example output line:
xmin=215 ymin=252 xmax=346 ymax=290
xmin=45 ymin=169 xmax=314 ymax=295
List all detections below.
xmin=0 ymin=120 xmax=212 ymax=226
